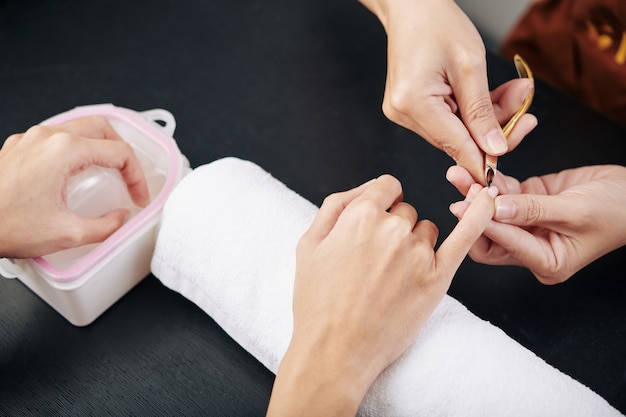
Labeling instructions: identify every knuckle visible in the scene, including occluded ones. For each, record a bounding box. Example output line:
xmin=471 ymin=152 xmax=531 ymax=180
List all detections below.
xmin=377 ymin=174 xmax=402 ymax=195
xmin=3 ymin=133 xmax=23 ymax=147
xmin=295 ymin=234 xmax=310 ymax=257
xmin=536 ymin=270 xmax=569 ymax=285
xmin=382 ymin=84 xmax=426 ymax=129
xmin=58 ymin=226 xmax=85 ymax=250
xmin=386 ymin=215 xmax=412 ymax=234
xmin=424 ymin=219 xmax=439 ymax=237
xmin=383 ymin=84 xmax=413 ymax=118
xmin=456 ymin=54 xmax=485 ymax=74
xmin=381 ymin=97 xmax=400 ymax=122
xmin=320 ymin=192 xmax=346 ymax=211
xmin=534 ymin=253 xmax=571 ymax=285
xmin=115 ymin=140 xmax=134 ymax=157
xmin=84 ymin=115 xmax=109 ymax=127
xmin=70 ymin=115 xmax=110 ymax=131
xmin=24 ymin=124 xmax=51 ymax=139
xmin=462 ymin=95 xmax=494 ymax=124
xmin=351 ymin=199 xmax=379 ymax=220
xmin=440 ymin=142 xmax=463 ymax=162
xmin=524 ymin=197 xmax=545 ymax=223
xmin=47 ymin=132 xmax=79 ymax=152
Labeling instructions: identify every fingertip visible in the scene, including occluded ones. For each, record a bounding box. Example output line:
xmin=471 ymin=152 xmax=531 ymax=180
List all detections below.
xmin=130 ymin=185 xmax=151 ymax=208
xmin=445 ymin=165 xmax=459 ymax=182
xmin=448 ymin=201 xmax=464 ymax=219
xmin=487 ymin=186 xmax=499 ymax=199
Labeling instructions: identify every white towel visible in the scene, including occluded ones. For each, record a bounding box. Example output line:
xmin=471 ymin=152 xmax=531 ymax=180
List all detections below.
xmin=151 ymin=157 xmax=622 ymax=417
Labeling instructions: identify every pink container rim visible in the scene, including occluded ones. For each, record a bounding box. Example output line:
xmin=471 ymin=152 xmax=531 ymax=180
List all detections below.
xmin=30 ymin=104 xmax=183 ymax=283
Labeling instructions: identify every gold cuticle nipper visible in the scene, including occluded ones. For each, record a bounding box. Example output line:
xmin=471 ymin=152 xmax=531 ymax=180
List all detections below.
xmin=485 ymin=54 xmax=534 ymax=187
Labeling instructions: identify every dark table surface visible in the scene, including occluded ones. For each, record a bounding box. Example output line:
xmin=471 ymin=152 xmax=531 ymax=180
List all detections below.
xmin=1 ymin=0 xmax=625 ymax=415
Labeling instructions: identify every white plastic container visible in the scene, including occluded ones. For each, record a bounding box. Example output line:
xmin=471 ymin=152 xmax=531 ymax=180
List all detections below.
xmin=0 ymin=104 xmax=190 ymax=326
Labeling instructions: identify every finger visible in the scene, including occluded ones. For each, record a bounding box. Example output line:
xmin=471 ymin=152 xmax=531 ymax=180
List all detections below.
xmin=490 ymin=78 xmax=534 ymax=125
xmin=450 ymin=63 xmax=508 ymax=159
xmin=465 ymin=183 xmax=483 ymax=201
xmin=2 ymin=133 xmax=24 ymax=149
xmin=69 ymin=209 xmax=131 ymax=246
xmin=413 ymin=219 xmax=439 ymax=248
xmin=79 ymin=138 xmax=151 ymax=207
xmin=494 ymin=194 xmax=576 ymax=229
xmin=448 ymin=198 xmax=507 ymax=263
xmin=479 ymin=219 xmax=558 ymax=277
xmin=351 ymin=174 xmax=403 ymax=212
xmin=448 ymin=199 xmax=469 ymax=220
xmin=501 ymin=113 xmax=537 ymax=152
xmin=446 ymin=165 xmax=475 ymax=196
xmin=388 ymin=201 xmax=418 ymax=228
xmin=436 ymin=187 xmax=497 ymax=275
xmin=48 ymin=116 xmax=124 ymax=141
xmin=448 ymin=196 xmax=528 ymax=267
xmin=304 ymin=178 xmax=376 ymax=243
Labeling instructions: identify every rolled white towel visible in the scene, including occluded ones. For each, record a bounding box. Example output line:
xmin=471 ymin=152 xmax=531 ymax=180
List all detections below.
xmin=151 ymin=157 xmax=622 ymax=417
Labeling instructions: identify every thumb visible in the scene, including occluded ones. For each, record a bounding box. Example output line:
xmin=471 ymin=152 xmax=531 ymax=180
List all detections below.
xmin=494 ymin=194 xmax=572 ymax=228
xmin=72 ymin=209 xmax=130 ymax=245
xmin=453 ymin=70 xmax=508 ymax=158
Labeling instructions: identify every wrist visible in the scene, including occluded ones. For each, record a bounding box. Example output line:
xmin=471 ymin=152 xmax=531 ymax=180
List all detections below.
xmin=267 ymin=336 xmax=374 ymax=417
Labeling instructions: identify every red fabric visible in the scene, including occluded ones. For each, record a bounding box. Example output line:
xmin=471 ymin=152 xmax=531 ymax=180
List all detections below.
xmin=501 ymin=0 xmax=626 ymax=126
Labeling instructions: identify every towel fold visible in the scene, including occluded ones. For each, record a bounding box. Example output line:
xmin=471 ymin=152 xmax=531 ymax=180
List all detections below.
xmin=151 ymin=157 xmax=622 ymax=417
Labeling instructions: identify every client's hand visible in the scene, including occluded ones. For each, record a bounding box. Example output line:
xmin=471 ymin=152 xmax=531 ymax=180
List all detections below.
xmin=267 ymin=174 xmax=496 ymax=416
xmin=447 ymin=164 xmax=626 ymax=284
xmin=0 ymin=116 xmax=150 ymax=258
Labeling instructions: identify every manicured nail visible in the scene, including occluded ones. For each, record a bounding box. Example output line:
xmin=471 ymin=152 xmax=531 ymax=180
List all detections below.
xmin=487 ymin=186 xmax=499 ymax=198
xmin=495 ymin=199 xmax=515 ymax=220
xmin=485 ymin=129 xmax=508 ymax=155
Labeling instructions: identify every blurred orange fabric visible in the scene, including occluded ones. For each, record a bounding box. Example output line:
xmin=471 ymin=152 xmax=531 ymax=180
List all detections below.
xmin=501 ymin=0 xmax=626 ymax=126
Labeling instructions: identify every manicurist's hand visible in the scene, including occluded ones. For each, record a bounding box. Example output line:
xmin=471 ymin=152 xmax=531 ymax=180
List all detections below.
xmin=0 ymin=116 xmax=150 ymax=258
xmin=448 ymin=164 xmax=626 ymax=284
xmin=358 ymin=0 xmax=536 ymax=183
xmin=266 ymin=174 xmax=497 ymax=416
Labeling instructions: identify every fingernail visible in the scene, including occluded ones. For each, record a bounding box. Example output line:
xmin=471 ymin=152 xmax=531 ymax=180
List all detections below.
xmin=523 ymin=79 xmax=535 ymax=98
xmin=487 ymin=186 xmax=499 ymax=198
xmin=495 ymin=199 xmax=515 ymax=220
xmin=449 ymin=202 xmax=461 ymax=217
xmin=485 ymin=129 xmax=508 ymax=155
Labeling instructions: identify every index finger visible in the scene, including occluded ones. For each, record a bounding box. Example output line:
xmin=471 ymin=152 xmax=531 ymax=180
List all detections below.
xmin=436 ymin=186 xmax=497 ymax=275
xmin=46 ymin=116 xmax=124 ymax=141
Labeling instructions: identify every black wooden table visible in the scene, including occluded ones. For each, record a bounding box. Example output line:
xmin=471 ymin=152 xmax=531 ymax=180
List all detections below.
xmin=1 ymin=0 xmax=625 ymax=415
